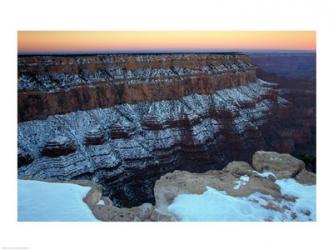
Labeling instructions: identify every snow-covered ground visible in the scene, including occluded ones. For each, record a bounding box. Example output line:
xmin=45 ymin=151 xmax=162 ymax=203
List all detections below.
xmin=18 ymin=180 xmax=98 ymax=221
xmin=168 ymin=177 xmax=316 ymax=222
xmin=233 ymin=175 xmax=250 ymax=190
xmin=276 ymin=178 xmax=316 ymax=221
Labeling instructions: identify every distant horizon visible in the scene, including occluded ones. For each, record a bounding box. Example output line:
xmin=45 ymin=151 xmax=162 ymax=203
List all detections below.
xmin=18 ymin=31 xmax=316 ymax=55
xmin=17 ymin=49 xmax=316 ymax=57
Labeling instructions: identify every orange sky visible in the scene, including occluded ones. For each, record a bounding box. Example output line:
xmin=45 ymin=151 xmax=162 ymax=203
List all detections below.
xmin=17 ymin=31 xmax=316 ymax=53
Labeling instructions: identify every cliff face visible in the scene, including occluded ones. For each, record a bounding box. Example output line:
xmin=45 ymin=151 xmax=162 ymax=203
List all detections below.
xmin=18 ymin=53 xmax=306 ymax=207
xmin=254 ymin=66 xmax=316 ymax=161
xmin=18 ymin=53 xmax=256 ymax=122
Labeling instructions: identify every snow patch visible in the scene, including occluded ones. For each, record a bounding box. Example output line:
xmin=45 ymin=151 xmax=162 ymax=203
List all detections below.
xmin=168 ymin=178 xmax=316 ymax=221
xmin=97 ymin=199 xmax=105 ymax=205
xmin=168 ymin=187 xmax=280 ymax=221
xmin=233 ymin=175 xmax=250 ymax=190
xmin=252 ymin=171 xmax=276 ymax=178
xmin=276 ymin=178 xmax=316 ymax=221
xmin=18 ymin=180 xmax=98 ymax=221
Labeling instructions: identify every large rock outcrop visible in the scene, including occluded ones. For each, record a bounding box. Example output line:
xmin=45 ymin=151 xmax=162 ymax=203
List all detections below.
xmin=151 ymin=152 xmax=315 ymax=221
xmin=153 ymin=161 xmax=282 ymax=212
xmin=252 ymin=151 xmax=305 ymax=179
xmin=72 ymin=151 xmax=315 ymax=221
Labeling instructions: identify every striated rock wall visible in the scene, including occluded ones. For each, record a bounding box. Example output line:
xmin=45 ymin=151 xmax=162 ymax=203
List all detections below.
xmin=18 ymin=79 xmax=289 ymax=207
xmin=18 ymin=53 xmax=256 ymax=122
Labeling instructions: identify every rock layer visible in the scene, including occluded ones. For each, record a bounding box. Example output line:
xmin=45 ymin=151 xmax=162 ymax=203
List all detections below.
xmin=18 ymin=53 xmax=256 ymax=122
xmin=18 ymin=78 xmax=290 ymax=206
xmin=84 ymin=127 xmax=105 ymax=145
xmin=41 ymin=135 xmax=77 ymax=157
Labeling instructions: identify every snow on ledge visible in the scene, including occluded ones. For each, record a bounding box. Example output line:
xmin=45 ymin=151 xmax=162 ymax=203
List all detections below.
xmin=18 ymin=180 xmax=98 ymax=221
xmin=97 ymin=199 xmax=105 ymax=205
xmin=168 ymin=178 xmax=316 ymax=222
xmin=233 ymin=175 xmax=250 ymax=190
xmin=252 ymin=170 xmax=276 ymax=178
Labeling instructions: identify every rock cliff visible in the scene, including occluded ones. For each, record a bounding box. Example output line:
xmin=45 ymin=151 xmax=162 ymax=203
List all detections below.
xmin=18 ymin=53 xmax=307 ymax=207
xmin=18 ymin=53 xmax=256 ymax=122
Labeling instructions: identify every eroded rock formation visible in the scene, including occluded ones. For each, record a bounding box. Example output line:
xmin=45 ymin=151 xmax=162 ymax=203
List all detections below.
xmin=17 ymin=53 xmax=313 ymax=207
xmin=18 ymin=53 xmax=256 ymax=122
xmin=84 ymin=127 xmax=105 ymax=145
xmin=74 ymin=151 xmax=315 ymax=221
xmin=41 ymin=135 xmax=77 ymax=157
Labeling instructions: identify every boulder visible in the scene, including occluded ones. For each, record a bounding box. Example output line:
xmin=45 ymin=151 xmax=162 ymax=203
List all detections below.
xmin=84 ymin=127 xmax=105 ymax=145
xmin=149 ymin=208 xmax=177 ymax=221
xmin=295 ymin=168 xmax=316 ymax=185
xmin=83 ymin=184 xmax=102 ymax=206
xmin=252 ymin=151 xmax=305 ymax=179
xmin=91 ymin=202 xmax=154 ymax=222
xmin=41 ymin=135 xmax=76 ymax=157
xmin=223 ymin=161 xmax=255 ymax=177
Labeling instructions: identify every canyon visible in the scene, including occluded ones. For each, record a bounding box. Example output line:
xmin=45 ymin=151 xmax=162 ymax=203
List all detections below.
xmin=250 ymin=52 xmax=316 ymax=169
xmin=17 ymin=53 xmax=316 ymax=208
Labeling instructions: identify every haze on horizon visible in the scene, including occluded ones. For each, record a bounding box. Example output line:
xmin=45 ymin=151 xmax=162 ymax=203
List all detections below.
xmin=18 ymin=31 xmax=316 ymax=54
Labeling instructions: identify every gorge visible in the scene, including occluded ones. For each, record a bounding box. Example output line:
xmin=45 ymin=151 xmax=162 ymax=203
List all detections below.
xmin=17 ymin=53 xmax=316 ymax=208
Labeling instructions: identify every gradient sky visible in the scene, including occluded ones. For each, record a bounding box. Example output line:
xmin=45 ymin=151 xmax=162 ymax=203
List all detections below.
xmin=18 ymin=31 xmax=316 ymax=54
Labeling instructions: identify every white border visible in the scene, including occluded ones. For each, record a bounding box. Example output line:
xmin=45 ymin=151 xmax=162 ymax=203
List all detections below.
xmin=1 ymin=0 xmax=333 ymax=249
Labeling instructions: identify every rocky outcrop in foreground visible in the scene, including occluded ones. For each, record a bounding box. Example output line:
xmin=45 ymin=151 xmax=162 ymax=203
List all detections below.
xmin=78 ymin=151 xmax=315 ymax=221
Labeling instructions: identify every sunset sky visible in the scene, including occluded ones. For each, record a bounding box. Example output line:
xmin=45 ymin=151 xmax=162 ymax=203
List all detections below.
xmin=18 ymin=31 xmax=316 ymax=54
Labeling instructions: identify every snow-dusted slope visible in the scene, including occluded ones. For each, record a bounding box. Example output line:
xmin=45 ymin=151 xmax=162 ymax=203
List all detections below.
xmin=18 ymin=180 xmax=98 ymax=221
